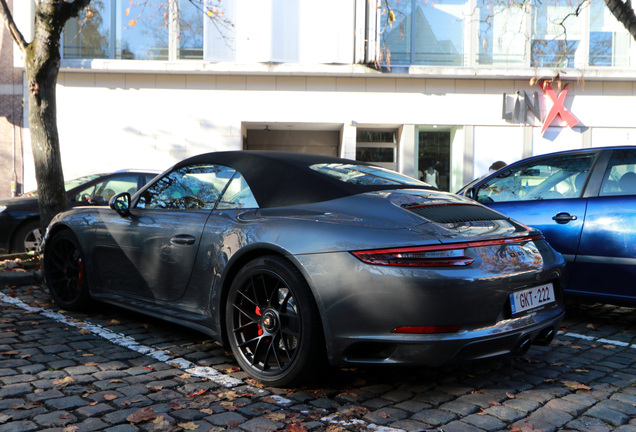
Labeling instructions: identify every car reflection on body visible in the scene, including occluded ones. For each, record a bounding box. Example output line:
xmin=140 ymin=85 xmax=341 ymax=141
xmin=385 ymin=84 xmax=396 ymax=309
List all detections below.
xmin=42 ymin=151 xmax=565 ymax=386
xmin=0 ymin=170 xmax=159 ymax=254
xmin=457 ymin=146 xmax=636 ymax=306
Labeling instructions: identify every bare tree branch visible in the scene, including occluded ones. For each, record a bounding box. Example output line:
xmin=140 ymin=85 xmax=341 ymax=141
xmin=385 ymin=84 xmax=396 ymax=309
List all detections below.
xmin=0 ymin=0 xmax=28 ymax=52
xmin=605 ymin=0 xmax=636 ymax=40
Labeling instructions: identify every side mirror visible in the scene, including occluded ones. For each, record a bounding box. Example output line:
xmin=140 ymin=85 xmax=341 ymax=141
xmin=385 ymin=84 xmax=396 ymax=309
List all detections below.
xmin=109 ymin=192 xmax=131 ymax=217
xmin=465 ymin=187 xmax=475 ymax=200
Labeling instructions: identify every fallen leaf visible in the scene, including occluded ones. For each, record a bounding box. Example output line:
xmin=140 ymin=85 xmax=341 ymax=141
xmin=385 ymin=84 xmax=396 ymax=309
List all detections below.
xmin=266 ymin=412 xmax=286 ymax=421
xmin=53 ymin=376 xmax=76 ymax=386
xmin=178 ymin=422 xmax=200 ymax=430
xmin=186 ymin=389 xmax=207 ymax=397
xmin=562 ymin=380 xmax=592 ymax=391
xmin=149 ymin=416 xmax=174 ymax=432
xmin=103 ymin=393 xmax=118 ymax=401
xmin=126 ymin=407 xmax=157 ymax=424
xmin=107 ymin=319 xmax=121 ymax=325
xmin=218 ymin=391 xmax=239 ymax=401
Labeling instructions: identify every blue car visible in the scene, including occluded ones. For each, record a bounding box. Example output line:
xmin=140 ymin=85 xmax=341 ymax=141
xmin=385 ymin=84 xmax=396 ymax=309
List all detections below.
xmin=457 ymin=146 xmax=636 ymax=306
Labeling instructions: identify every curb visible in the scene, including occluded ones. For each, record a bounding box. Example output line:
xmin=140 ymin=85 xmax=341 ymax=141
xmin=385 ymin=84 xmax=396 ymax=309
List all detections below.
xmin=0 ymin=270 xmax=42 ymax=287
xmin=0 ymin=253 xmax=42 ymax=287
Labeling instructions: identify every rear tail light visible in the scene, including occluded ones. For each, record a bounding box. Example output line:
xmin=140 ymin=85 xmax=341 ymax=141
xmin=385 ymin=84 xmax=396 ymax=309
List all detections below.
xmin=352 ymin=245 xmax=473 ymax=267
xmin=351 ymin=235 xmax=542 ymax=267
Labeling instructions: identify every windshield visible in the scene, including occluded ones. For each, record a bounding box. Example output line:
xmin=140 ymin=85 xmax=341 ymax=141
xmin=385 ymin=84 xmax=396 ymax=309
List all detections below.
xmin=311 ymin=163 xmax=427 ymax=187
xmin=23 ymin=174 xmax=103 ymax=197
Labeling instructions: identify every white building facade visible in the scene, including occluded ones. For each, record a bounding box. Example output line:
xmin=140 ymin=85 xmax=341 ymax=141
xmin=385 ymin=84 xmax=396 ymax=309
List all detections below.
xmin=13 ymin=0 xmax=636 ymax=193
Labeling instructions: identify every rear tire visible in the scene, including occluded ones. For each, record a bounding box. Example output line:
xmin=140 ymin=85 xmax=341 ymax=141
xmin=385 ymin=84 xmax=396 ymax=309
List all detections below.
xmin=44 ymin=230 xmax=91 ymax=311
xmin=226 ymin=255 xmax=326 ymax=387
xmin=11 ymin=220 xmax=42 ymax=253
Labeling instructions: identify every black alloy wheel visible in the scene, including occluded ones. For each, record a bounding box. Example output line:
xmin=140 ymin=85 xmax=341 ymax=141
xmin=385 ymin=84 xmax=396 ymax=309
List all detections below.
xmin=44 ymin=230 xmax=91 ymax=311
xmin=226 ymin=255 xmax=325 ymax=387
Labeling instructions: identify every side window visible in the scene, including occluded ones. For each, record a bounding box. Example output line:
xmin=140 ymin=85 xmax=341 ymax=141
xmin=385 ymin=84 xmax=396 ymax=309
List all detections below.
xmin=600 ymin=149 xmax=636 ymax=196
xmin=73 ymin=175 xmax=138 ymax=205
xmin=476 ymin=154 xmax=596 ymax=203
xmin=217 ymin=172 xmax=259 ymax=210
xmin=137 ymin=164 xmax=235 ymax=210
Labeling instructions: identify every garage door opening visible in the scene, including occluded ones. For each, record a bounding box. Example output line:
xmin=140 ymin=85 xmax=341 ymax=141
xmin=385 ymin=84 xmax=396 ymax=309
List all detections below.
xmin=243 ymin=124 xmax=341 ymax=157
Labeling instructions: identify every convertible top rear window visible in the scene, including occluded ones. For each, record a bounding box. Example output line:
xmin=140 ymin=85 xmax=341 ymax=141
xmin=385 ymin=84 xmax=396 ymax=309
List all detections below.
xmin=310 ymin=164 xmax=424 ymax=187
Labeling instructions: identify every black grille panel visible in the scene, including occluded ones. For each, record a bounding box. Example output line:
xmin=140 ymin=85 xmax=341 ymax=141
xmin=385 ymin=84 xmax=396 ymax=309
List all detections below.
xmin=406 ymin=204 xmax=508 ymax=223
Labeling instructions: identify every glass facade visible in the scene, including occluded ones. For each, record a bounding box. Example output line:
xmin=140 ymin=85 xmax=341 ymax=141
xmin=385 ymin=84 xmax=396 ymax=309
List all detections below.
xmin=380 ymin=0 xmax=633 ymax=69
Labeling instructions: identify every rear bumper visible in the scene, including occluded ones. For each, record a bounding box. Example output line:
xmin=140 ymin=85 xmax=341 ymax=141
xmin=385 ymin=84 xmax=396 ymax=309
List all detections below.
xmin=336 ymin=305 xmax=564 ymax=366
xmin=294 ymin=245 xmax=565 ymax=367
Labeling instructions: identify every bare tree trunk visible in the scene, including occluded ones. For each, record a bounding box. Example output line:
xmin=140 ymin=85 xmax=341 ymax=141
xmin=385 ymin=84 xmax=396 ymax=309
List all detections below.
xmin=26 ymin=5 xmax=68 ymax=231
xmin=1 ymin=0 xmax=90 ymax=231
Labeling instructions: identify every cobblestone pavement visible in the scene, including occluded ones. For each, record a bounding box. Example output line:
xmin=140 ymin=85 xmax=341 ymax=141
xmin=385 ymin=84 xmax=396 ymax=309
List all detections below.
xmin=2 ymin=278 xmax=636 ymax=432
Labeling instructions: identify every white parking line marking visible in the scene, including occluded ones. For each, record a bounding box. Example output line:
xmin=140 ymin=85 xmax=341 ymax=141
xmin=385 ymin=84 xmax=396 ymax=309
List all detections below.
xmin=0 ymin=292 xmax=244 ymax=388
xmin=559 ymin=331 xmax=636 ymax=349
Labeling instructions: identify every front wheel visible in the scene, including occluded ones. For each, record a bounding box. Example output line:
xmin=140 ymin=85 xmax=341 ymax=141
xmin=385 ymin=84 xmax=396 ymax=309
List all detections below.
xmin=226 ymin=256 xmax=325 ymax=387
xmin=43 ymin=230 xmax=91 ymax=311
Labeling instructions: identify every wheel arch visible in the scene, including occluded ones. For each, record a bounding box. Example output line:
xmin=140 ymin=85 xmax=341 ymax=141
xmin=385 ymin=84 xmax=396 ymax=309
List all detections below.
xmin=216 ymin=245 xmax=327 ymax=353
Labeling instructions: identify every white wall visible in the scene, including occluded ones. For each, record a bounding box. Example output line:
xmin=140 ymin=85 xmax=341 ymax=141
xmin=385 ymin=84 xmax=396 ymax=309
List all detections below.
xmin=20 ymin=73 xmax=636 ymax=192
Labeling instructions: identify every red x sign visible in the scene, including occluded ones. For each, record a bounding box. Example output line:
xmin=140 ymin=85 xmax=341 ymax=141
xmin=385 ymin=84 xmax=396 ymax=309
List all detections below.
xmin=541 ymin=82 xmax=579 ymax=134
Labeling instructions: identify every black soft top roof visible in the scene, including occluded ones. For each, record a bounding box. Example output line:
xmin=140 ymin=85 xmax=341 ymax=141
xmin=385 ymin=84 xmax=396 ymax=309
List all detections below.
xmin=175 ymin=151 xmax=432 ymax=208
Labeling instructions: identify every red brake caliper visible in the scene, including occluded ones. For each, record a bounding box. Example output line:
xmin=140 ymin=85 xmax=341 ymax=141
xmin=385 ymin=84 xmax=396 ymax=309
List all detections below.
xmin=77 ymin=258 xmax=84 ymax=289
xmin=255 ymin=306 xmax=263 ymax=336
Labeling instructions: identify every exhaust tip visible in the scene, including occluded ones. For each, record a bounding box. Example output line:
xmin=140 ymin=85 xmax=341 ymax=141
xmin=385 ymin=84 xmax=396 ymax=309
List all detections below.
xmin=534 ymin=328 xmax=555 ymax=346
xmin=514 ymin=337 xmax=531 ymax=355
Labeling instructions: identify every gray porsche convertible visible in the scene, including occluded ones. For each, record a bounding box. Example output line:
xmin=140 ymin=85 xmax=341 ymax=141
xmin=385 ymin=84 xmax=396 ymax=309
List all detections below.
xmin=42 ymin=151 xmax=565 ymax=386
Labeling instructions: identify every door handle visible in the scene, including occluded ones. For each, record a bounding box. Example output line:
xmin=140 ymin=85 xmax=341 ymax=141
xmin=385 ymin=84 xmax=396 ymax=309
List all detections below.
xmin=552 ymin=212 xmax=577 ymax=224
xmin=170 ymin=235 xmax=196 ymax=246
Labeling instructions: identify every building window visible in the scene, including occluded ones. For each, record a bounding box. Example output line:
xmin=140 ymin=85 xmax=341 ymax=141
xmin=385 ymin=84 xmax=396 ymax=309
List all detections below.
xmin=381 ymin=0 xmax=466 ymax=66
xmin=477 ymin=0 xmax=527 ymax=66
xmin=63 ymin=2 xmax=111 ymax=59
xmin=356 ymin=130 xmax=397 ymax=170
xmin=589 ymin=0 xmax=631 ymax=67
xmin=379 ymin=0 xmax=632 ymax=69
xmin=179 ymin=0 xmax=204 ymax=59
xmin=531 ymin=0 xmax=582 ymax=68
xmin=117 ymin=0 xmax=169 ymax=60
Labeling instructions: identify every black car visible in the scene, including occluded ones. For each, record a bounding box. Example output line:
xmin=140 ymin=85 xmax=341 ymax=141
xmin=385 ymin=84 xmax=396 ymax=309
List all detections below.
xmin=0 ymin=170 xmax=158 ymax=254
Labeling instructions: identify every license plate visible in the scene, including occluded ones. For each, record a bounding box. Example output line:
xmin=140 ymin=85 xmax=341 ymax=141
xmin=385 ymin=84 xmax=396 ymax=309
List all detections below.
xmin=510 ymin=283 xmax=555 ymax=315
